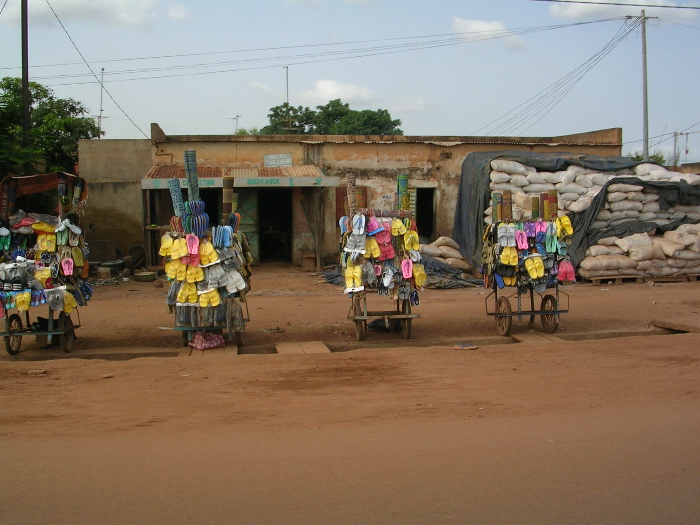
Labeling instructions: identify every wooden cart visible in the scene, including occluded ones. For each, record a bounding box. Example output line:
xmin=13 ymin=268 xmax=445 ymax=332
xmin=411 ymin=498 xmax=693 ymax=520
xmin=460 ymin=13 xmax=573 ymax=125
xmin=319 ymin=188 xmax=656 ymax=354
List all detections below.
xmin=348 ymin=291 xmax=420 ymax=341
xmin=485 ymin=284 xmax=569 ymax=336
xmin=2 ymin=307 xmax=79 ymax=355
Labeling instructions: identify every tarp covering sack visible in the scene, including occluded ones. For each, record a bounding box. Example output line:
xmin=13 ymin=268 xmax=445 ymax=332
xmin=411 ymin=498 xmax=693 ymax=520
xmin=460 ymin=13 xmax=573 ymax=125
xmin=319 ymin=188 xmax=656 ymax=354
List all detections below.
xmin=567 ymin=177 xmax=700 ymax=267
xmin=452 ymin=151 xmax=647 ymax=267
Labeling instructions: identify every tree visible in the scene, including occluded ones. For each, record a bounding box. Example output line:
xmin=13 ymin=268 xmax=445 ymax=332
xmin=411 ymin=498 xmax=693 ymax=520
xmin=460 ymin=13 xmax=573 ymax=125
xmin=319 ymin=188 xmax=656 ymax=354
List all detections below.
xmin=0 ymin=77 xmax=101 ymax=176
xmin=626 ymin=149 xmax=666 ymax=166
xmin=259 ymin=99 xmax=402 ymax=135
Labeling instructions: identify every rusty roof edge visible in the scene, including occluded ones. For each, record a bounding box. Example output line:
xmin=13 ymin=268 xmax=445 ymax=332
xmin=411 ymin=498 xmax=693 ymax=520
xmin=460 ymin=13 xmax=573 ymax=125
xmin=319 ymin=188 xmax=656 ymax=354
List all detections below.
xmin=150 ymin=125 xmax=622 ymax=147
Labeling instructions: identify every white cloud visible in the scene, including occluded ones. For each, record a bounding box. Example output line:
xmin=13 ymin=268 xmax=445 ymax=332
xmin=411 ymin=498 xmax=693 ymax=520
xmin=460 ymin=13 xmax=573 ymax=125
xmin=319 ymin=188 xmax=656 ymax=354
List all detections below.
xmin=299 ymin=80 xmax=375 ymax=105
xmin=385 ymin=96 xmax=432 ymax=113
xmin=248 ymin=80 xmax=281 ymax=100
xmin=168 ymin=3 xmax=190 ymax=20
xmin=550 ymin=1 xmax=696 ymax=21
xmin=1 ymin=0 xmax=158 ymax=27
xmin=452 ymin=17 xmax=526 ymax=50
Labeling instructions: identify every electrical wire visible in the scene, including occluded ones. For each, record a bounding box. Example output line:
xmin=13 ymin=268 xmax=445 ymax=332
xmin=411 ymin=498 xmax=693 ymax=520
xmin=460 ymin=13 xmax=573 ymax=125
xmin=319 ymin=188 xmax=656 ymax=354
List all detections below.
xmin=0 ymin=18 xmax=625 ymax=72
xmin=473 ymin=18 xmax=640 ymax=136
xmin=528 ymin=0 xmax=700 ymax=9
xmin=0 ymin=0 xmax=9 ymax=16
xmin=4 ymin=18 xmax=627 ymax=86
xmin=43 ymin=0 xmax=150 ymax=140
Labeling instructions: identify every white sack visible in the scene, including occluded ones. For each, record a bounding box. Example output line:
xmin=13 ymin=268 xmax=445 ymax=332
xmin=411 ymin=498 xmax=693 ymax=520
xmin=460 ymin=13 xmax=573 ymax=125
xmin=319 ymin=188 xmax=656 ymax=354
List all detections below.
xmin=490 ymin=171 xmax=512 ymax=183
xmin=490 ymin=159 xmax=529 ymax=175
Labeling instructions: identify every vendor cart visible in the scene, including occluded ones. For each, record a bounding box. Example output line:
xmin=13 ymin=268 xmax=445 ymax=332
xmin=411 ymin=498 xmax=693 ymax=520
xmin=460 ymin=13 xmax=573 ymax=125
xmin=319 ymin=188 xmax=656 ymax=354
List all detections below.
xmin=174 ymin=297 xmax=248 ymax=347
xmin=485 ymin=284 xmax=568 ymax=336
xmin=0 ymin=171 xmax=90 ymax=356
xmin=348 ymin=290 xmax=420 ymax=341
xmin=2 ymin=307 xmax=79 ymax=355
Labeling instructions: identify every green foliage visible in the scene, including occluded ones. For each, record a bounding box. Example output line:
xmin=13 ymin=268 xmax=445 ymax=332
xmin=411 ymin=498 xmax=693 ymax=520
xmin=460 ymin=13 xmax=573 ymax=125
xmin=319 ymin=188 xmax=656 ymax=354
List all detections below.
xmin=626 ymin=149 xmax=666 ymax=166
xmin=235 ymin=126 xmax=259 ymax=135
xmin=259 ymin=99 xmax=402 ymax=135
xmin=0 ymin=77 xmax=101 ymax=176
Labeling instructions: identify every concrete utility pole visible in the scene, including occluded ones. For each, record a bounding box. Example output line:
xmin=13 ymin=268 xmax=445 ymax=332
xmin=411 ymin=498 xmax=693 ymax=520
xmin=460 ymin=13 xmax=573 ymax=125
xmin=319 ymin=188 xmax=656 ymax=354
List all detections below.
xmin=21 ymin=0 xmax=30 ymax=136
xmin=641 ymin=10 xmax=649 ymax=161
xmin=98 ymin=68 xmax=105 ymax=138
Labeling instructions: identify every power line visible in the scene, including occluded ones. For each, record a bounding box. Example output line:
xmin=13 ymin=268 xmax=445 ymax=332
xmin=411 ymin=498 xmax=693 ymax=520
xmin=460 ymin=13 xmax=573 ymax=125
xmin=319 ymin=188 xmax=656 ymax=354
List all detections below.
xmin=473 ymin=19 xmax=640 ymax=136
xmin=660 ymin=18 xmax=700 ymax=30
xmin=529 ymin=0 xmax=700 ymax=9
xmin=0 ymin=0 xmax=9 ymax=16
xmin=0 ymin=17 xmax=625 ymax=73
xmin=43 ymin=0 xmax=150 ymax=140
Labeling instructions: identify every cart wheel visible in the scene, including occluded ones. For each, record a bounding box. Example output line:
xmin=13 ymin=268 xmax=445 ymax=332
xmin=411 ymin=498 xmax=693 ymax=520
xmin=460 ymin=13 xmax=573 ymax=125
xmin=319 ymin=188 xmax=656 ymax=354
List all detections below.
xmin=540 ymin=294 xmax=559 ymax=334
xmin=235 ymin=331 xmax=244 ymax=347
xmin=401 ymin=299 xmax=412 ymax=339
xmin=58 ymin=312 xmax=75 ymax=354
xmin=4 ymin=314 xmax=23 ymax=355
xmin=495 ymin=296 xmax=513 ymax=336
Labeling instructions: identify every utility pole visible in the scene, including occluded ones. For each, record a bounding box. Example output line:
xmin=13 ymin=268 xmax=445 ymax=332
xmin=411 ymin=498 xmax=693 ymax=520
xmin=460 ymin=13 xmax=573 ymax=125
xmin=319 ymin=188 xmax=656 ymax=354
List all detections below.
xmin=284 ymin=65 xmax=292 ymax=131
xmin=227 ymin=115 xmax=241 ymax=134
xmin=672 ymin=131 xmax=678 ymax=168
xmin=21 ymin=0 xmax=30 ymax=136
xmin=98 ymin=68 xmax=105 ymax=138
xmin=641 ymin=10 xmax=649 ymax=161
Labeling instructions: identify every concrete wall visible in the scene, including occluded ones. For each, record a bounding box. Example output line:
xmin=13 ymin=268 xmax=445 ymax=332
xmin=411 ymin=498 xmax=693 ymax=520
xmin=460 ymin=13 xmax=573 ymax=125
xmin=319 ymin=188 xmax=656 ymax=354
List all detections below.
xmin=78 ymin=138 xmax=153 ymax=256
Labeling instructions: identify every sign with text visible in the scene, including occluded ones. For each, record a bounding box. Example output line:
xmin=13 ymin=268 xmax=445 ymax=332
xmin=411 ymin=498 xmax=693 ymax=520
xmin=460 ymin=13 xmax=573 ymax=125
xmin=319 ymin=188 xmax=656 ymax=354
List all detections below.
xmin=263 ymin=153 xmax=293 ymax=168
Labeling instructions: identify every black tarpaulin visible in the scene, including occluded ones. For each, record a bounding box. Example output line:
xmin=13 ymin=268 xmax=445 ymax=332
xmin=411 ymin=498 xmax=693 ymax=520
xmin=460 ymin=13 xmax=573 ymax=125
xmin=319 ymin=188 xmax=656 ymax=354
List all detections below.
xmin=452 ymin=151 xmax=652 ymax=267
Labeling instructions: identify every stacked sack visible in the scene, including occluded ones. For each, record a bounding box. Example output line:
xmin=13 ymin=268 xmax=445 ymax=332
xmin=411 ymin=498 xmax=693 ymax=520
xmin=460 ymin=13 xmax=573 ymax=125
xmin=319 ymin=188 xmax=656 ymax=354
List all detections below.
xmin=417 ymin=236 xmax=472 ymax=273
xmin=485 ymin=160 xmax=700 ymax=225
xmin=578 ymin=224 xmax=700 ymax=280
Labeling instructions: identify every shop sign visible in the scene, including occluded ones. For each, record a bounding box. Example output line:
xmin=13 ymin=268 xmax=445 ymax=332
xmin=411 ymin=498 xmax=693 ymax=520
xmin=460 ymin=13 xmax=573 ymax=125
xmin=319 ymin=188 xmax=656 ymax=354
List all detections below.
xmin=263 ymin=153 xmax=293 ymax=168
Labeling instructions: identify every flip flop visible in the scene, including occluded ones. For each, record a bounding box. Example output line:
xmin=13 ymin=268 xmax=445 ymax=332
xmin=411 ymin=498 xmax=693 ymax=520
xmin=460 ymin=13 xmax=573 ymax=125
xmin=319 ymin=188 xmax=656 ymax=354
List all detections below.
xmin=401 ymin=259 xmax=413 ymax=279
xmin=515 ymin=230 xmax=528 ymax=250
xmin=61 ymin=257 xmax=74 ymax=276
xmin=352 ymin=213 xmax=366 ymax=235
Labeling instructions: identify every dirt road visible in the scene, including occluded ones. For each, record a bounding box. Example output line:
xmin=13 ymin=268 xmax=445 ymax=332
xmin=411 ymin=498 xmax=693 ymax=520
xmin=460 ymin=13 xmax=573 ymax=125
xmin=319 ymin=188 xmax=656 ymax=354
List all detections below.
xmin=0 ymin=265 xmax=699 ymax=523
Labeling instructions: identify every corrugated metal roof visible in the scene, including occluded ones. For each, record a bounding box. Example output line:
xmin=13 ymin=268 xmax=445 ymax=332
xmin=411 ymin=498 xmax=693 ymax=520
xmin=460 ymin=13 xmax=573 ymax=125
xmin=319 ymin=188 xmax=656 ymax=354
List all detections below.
xmin=145 ymin=165 xmax=325 ymax=179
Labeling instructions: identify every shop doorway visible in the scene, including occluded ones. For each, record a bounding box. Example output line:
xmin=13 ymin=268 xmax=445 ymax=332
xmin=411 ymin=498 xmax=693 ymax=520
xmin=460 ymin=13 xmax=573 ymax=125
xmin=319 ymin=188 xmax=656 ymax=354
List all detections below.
xmin=415 ymin=188 xmax=435 ymax=242
xmin=258 ymin=188 xmax=293 ymax=262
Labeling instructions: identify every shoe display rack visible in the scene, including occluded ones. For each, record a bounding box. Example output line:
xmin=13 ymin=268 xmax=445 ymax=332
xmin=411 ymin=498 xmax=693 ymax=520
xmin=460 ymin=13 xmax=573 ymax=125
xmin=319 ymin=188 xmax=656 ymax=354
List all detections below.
xmin=340 ymin=174 xmax=421 ymax=341
xmin=482 ymin=219 xmax=573 ymax=336
xmin=160 ymin=150 xmax=251 ymax=347
xmin=0 ymin=172 xmax=91 ymax=355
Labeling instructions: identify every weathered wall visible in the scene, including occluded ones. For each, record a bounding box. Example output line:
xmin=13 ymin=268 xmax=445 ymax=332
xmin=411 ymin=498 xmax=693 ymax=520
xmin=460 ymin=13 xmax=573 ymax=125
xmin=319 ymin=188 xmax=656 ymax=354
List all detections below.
xmin=79 ymin=126 xmax=622 ymax=263
xmin=78 ymin=139 xmax=153 ymax=256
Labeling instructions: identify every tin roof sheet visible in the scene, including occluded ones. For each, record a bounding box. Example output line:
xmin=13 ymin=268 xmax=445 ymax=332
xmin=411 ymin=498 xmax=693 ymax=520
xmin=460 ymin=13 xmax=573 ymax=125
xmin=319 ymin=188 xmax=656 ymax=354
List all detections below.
xmin=145 ymin=165 xmax=325 ymax=179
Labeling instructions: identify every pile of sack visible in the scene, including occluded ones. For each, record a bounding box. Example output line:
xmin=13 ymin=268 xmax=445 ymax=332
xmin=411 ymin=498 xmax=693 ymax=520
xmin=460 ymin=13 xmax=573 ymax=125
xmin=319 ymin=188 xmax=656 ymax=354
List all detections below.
xmin=485 ymin=160 xmax=700 ymax=224
xmin=579 ymin=224 xmax=700 ymax=280
xmin=419 ymin=236 xmax=472 ymax=272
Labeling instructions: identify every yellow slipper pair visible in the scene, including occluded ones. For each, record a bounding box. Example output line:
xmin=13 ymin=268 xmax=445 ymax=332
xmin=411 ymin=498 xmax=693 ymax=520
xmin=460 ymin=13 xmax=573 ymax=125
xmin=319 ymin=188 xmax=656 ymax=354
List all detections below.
xmin=365 ymin=237 xmax=381 ymax=258
xmin=165 ymin=259 xmax=181 ymax=280
xmin=186 ymin=265 xmax=204 ymax=283
xmin=403 ymin=230 xmax=419 ymax=251
xmin=499 ymin=246 xmax=518 ymax=266
xmin=176 ymin=282 xmax=198 ymax=304
xmin=556 ymin=216 xmax=574 ymax=238
xmin=16 ymin=291 xmax=31 ymax=311
xmin=199 ymin=289 xmax=221 ymax=308
xmin=391 ymin=218 xmax=407 ymax=236
xmin=524 ymin=255 xmax=545 ymax=279
xmin=344 ymin=264 xmax=363 ymax=293
xmin=63 ymin=291 xmax=78 ymax=314
xmin=413 ymin=264 xmax=427 ymax=288
xmin=159 ymin=232 xmax=174 ymax=256
xmin=502 ymin=275 xmax=517 ymax=286
xmin=199 ymin=240 xmax=219 ymax=266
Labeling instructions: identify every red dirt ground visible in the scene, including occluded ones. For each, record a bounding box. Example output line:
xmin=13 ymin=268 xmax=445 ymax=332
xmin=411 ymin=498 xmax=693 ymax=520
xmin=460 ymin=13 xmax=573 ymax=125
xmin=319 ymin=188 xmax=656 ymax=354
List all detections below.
xmin=0 ymin=264 xmax=698 ymax=524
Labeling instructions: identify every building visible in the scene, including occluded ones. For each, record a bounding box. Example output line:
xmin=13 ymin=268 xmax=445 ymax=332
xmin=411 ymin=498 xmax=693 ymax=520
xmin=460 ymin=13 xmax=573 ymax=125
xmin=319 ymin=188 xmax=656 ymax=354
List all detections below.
xmin=78 ymin=124 xmax=621 ymax=266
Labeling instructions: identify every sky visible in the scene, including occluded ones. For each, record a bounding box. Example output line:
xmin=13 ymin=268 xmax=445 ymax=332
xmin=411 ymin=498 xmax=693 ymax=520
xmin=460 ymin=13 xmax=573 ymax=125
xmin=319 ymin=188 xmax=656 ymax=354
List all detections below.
xmin=1 ymin=0 xmax=699 ymax=163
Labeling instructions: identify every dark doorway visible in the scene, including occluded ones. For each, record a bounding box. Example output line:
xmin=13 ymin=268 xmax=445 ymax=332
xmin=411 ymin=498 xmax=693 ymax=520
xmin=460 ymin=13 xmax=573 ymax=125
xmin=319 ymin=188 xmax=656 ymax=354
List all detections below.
xmin=258 ymin=188 xmax=293 ymax=262
xmin=415 ymin=188 xmax=435 ymax=242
